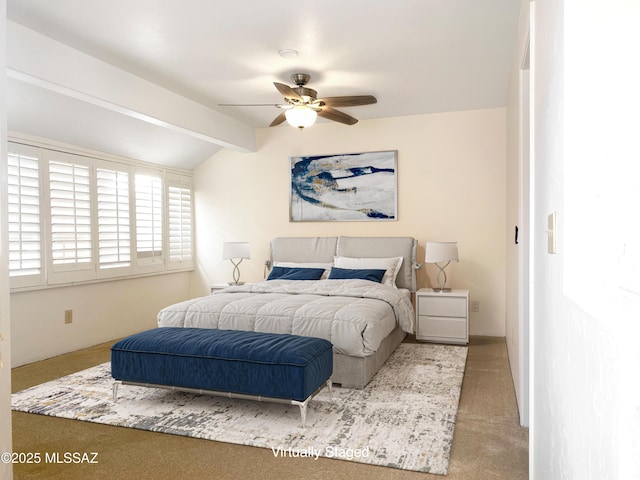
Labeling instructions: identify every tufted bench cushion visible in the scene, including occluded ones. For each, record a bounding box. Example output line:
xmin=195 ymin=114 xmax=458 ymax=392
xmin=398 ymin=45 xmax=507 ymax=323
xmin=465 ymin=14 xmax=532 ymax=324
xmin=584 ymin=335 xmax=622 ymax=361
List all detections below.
xmin=110 ymin=327 xmax=333 ymax=426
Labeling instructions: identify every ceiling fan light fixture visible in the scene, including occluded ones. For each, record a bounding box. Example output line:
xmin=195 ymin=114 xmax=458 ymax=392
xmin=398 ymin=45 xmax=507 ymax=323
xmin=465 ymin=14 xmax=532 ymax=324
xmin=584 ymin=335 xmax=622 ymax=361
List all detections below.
xmin=285 ymin=105 xmax=317 ymax=129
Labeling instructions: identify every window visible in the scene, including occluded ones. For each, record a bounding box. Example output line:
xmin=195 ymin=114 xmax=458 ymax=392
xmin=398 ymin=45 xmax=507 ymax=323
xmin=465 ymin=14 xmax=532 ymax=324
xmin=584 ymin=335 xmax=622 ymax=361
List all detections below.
xmin=49 ymin=160 xmax=92 ymax=265
xmin=7 ymin=144 xmax=43 ymax=288
xmin=167 ymin=175 xmax=194 ymax=270
xmin=135 ymin=173 xmax=163 ymax=270
xmin=47 ymin=154 xmax=94 ymax=284
xmin=7 ymin=139 xmax=194 ymax=290
xmin=97 ymin=166 xmax=131 ymax=274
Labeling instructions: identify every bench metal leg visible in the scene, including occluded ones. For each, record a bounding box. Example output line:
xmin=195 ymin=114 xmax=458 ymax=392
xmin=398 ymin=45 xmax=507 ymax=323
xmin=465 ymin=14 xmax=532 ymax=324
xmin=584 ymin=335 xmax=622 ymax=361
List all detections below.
xmin=112 ymin=381 xmax=120 ymax=402
xmin=292 ymin=378 xmax=332 ymax=427
xmin=292 ymin=399 xmax=309 ymax=428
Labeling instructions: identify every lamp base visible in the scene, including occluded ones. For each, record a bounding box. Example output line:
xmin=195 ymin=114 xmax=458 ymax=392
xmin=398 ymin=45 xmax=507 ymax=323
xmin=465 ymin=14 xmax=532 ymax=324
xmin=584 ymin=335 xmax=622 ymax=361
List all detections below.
xmin=432 ymin=287 xmax=452 ymax=292
xmin=227 ymin=281 xmax=245 ymax=286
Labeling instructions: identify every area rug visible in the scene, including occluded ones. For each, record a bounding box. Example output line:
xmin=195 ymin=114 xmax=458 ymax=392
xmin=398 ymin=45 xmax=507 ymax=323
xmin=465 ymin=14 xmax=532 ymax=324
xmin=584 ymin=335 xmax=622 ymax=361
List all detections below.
xmin=12 ymin=343 xmax=467 ymax=474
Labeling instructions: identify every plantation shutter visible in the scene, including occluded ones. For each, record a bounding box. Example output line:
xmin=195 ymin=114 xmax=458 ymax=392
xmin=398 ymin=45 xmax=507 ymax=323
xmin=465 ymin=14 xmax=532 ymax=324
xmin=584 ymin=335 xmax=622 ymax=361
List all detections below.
xmin=7 ymin=144 xmax=43 ymax=288
xmin=97 ymin=167 xmax=131 ymax=275
xmin=135 ymin=172 xmax=163 ymax=269
xmin=48 ymin=155 xmax=94 ymax=283
xmin=167 ymin=177 xmax=193 ymax=270
xmin=6 ymin=138 xmax=195 ymax=289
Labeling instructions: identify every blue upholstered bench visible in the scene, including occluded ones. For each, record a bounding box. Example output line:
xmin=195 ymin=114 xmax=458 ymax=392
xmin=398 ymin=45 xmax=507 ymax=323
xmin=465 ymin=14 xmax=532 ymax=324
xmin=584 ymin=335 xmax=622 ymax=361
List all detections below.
xmin=110 ymin=328 xmax=333 ymax=427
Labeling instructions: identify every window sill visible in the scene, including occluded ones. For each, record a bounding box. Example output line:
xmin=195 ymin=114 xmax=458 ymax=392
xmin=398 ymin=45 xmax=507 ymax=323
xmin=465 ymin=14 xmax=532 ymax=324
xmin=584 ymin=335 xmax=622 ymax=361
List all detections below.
xmin=9 ymin=267 xmax=194 ymax=294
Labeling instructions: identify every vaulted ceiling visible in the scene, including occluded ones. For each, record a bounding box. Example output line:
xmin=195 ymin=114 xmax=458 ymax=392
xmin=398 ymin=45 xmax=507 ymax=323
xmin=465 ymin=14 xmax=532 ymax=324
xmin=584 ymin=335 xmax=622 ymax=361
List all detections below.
xmin=6 ymin=0 xmax=521 ymax=169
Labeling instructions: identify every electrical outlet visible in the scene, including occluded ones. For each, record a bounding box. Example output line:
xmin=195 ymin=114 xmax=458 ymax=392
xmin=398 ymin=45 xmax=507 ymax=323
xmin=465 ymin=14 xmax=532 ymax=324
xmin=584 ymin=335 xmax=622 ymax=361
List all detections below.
xmin=65 ymin=309 xmax=73 ymax=324
xmin=470 ymin=300 xmax=480 ymax=313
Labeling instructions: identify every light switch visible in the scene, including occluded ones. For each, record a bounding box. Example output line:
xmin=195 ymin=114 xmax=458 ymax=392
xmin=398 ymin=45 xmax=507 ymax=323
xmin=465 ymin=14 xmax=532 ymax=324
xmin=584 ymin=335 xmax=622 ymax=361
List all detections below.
xmin=547 ymin=212 xmax=557 ymax=254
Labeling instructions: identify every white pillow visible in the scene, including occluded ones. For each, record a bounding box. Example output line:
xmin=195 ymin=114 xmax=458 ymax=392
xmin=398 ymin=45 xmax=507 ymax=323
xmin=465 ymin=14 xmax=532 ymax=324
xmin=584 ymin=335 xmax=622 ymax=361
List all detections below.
xmin=333 ymin=256 xmax=404 ymax=287
xmin=273 ymin=261 xmax=333 ymax=279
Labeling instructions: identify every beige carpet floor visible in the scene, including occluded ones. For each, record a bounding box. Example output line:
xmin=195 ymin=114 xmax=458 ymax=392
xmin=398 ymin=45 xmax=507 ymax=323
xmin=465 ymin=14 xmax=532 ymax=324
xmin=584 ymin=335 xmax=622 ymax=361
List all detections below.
xmin=11 ymin=335 xmax=528 ymax=480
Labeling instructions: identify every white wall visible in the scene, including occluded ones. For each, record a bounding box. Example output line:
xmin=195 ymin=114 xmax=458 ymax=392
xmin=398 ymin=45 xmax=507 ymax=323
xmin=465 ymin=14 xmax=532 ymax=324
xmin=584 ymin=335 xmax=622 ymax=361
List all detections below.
xmin=10 ymin=273 xmax=192 ymax=366
xmin=193 ymin=109 xmax=507 ymax=336
xmin=1 ymin=0 xmax=15 ymax=478
xmin=531 ymin=1 xmax=640 ymax=478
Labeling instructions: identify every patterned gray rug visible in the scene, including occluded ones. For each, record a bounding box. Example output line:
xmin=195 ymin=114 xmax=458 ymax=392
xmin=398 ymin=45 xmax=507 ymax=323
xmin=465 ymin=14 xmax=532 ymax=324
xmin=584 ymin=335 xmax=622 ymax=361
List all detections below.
xmin=12 ymin=343 xmax=467 ymax=475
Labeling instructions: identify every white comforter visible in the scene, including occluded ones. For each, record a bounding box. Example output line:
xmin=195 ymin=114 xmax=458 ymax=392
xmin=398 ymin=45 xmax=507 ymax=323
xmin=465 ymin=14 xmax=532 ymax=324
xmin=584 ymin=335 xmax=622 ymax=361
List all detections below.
xmin=157 ymin=279 xmax=415 ymax=357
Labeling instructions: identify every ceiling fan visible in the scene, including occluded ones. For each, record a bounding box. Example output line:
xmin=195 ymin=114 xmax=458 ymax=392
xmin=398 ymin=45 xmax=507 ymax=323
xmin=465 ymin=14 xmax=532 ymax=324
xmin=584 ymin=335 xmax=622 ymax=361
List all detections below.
xmin=220 ymin=73 xmax=377 ymax=128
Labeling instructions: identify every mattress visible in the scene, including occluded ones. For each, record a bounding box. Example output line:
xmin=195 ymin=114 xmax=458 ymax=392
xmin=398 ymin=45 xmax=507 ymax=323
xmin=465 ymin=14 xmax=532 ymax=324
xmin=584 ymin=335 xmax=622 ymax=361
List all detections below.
xmin=157 ymin=279 xmax=415 ymax=357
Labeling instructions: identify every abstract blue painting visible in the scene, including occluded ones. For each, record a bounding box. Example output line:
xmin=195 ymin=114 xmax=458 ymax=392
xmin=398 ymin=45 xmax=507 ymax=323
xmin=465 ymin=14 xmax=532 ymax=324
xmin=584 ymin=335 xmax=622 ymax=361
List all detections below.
xmin=290 ymin=150 xmax=397 ymax=222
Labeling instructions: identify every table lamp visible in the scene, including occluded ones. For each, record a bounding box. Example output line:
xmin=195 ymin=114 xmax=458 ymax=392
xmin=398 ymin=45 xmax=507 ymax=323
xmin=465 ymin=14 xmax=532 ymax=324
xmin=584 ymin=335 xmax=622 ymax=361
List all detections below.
xmin=425 ymin=241 xmax=459 ymax=292
xmin=222 ymin=242 xmax=250 ymax=285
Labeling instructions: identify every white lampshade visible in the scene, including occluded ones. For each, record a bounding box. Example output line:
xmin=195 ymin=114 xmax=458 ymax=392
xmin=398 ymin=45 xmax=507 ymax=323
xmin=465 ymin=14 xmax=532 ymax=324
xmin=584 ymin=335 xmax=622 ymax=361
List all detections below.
xmin=285 ymin=106 xmax=317 ymax=128
xmin=222 ymin=242 xmax=250 ymax=260
xmin=425 ymin=242 xmax=459 ymax=263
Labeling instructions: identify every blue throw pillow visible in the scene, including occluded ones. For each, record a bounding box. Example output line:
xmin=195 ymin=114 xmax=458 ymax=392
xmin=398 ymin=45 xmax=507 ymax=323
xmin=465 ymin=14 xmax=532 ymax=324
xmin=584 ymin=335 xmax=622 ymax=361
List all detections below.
xmin=267 ymin=266 xmax=326 ymax=281
xmin=328 ymin=267 xmax=386 ymax=283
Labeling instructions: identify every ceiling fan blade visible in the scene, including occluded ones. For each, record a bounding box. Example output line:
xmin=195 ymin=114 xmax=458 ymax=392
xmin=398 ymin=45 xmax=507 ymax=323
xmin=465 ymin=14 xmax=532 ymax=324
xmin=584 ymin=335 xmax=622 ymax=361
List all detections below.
xmin=318 ymin=106 xmax=359 ymax=125
xmin=269 ymin=111 xmax=288 ymax=127
xmin=274 ymin=82 xmax=303 ymax=102
xmin=219 ymin=103 xmax=283 ymax=107
xmin=318 ymin=95 xmax=377 ymax=107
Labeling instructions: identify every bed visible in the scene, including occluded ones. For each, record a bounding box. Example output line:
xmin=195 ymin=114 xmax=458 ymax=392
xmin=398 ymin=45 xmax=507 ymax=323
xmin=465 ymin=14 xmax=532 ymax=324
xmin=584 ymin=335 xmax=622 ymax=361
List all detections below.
xmin=157 ymin=236 xmax=417 ymax=388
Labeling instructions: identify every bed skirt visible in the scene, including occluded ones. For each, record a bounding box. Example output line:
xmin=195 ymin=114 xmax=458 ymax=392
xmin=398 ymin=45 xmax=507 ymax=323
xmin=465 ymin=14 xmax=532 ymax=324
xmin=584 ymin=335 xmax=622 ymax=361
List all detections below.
xmin=332 ymin=324 xmax=406 ymax=388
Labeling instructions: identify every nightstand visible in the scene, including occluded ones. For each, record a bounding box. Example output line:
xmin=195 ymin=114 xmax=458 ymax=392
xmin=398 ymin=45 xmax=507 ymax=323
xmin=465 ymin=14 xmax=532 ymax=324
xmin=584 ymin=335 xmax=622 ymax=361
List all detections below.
xmin=415 ymin=289 xmax=469 ymax=345
xmin=210 ymin=284 xmax=229 ymax=294
xmin=210 ymin=283 xmax=254 ymax=294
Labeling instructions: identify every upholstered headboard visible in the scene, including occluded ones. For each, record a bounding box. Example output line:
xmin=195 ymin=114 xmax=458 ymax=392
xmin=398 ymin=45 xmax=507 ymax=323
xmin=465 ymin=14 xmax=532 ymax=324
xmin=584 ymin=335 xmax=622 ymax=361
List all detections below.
xmin=270 ymin=236 xmax=418 ymax=291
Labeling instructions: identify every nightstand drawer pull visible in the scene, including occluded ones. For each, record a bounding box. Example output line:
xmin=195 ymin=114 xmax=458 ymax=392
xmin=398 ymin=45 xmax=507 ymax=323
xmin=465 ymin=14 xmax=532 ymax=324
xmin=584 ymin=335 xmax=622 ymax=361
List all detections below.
xmin=418 ymin=296 xmax=467 ymax=317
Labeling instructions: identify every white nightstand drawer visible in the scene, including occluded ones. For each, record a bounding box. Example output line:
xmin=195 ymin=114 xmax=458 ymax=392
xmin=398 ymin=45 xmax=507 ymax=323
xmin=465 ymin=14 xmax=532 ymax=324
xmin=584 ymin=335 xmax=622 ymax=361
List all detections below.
xmin=418 ymin=295 xmax=467 ymax=317
xmin=419 ymin=315 xmax=467 ymax=339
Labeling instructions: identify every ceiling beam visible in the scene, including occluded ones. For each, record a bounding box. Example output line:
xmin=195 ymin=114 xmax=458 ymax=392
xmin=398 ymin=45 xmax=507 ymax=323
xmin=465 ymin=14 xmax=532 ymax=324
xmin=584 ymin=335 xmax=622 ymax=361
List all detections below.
xmin=6 ymin=21 xmax=256 ymax=153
